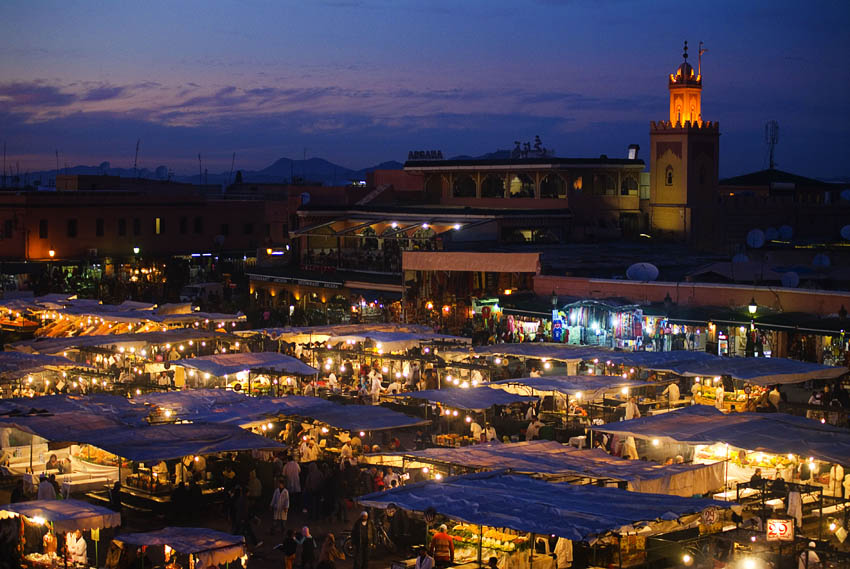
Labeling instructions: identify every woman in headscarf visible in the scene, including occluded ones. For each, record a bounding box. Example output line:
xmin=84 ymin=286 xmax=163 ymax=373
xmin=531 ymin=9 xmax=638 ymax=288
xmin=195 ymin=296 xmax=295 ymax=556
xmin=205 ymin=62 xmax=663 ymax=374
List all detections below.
xmin=297 ymin=526 xmax=317 ymax=569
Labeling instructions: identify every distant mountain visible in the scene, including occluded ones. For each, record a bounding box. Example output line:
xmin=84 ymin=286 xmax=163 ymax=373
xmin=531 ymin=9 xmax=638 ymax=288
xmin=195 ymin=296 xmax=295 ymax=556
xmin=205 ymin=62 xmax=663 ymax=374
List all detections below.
xmin=16 ymin=157 xmax=406 ymax=188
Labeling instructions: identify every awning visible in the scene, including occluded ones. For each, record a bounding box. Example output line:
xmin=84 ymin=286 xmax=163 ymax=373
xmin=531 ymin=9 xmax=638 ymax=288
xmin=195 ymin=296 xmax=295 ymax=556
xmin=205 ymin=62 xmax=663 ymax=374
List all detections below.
xmin=9 ymin=330 xmax=237 ymax=355
xmin=0 ymin=352 xmax=91 ymax=379
xmin=473 ymin=345 xmax=846 ymax=385
xmin=171 ymin=352 xmax=318 ymax=377
xmin=0 ymin=499 xmax=120 ymax=533
xmin=388 ymin=387 xmax=536 ymax=410
xmin=367 ymin=440 xmax=724 ymax=496
xmin=77 ymin=423 xmax=286 ymax=462
xmin=358 ymin=471 xmax=730 ymax=541
xmin=329 ymin=331 xmax=469 ymax=351
xmin=492 ymin=375 xmax=655 ymax=397
xmin=135 ymin=390 xmax=428 ymax=432
xmin=115 ymin=527 xmax=246 ymax=568
xmin=595 ymin=405 xmax=850 ymax=465
xmin=270 ymin=396 xmax=430 ymax=432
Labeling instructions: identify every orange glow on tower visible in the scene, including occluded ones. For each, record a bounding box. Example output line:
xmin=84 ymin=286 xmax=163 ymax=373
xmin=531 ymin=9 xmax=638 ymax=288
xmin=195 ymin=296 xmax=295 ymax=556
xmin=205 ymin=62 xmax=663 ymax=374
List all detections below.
xmin=668 ymin=41 xmax=702 ymax=125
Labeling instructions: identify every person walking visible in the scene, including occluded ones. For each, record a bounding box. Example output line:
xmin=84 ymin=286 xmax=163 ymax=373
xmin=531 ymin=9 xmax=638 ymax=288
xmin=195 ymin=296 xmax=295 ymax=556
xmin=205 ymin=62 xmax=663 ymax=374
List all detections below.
xmin=280 ymin=529 xmax=298 ymax=569
xmin=351 ymin=511 xmax=375 ymax=569
xmin=429 ymin=524 xmax=455 ymax=567
xmin=297 ymin=526 xmax=317 ymax=569
xmin=270 ymin=480 xmax=290 ymax=534
xmin=318 ymin=533 xmax=344 ymax=564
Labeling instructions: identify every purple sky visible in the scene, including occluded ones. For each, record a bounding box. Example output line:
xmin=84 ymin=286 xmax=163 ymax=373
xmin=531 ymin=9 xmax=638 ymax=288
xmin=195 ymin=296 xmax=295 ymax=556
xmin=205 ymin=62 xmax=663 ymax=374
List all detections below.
xmin=1 ymin=0 xmax=848 ymax=179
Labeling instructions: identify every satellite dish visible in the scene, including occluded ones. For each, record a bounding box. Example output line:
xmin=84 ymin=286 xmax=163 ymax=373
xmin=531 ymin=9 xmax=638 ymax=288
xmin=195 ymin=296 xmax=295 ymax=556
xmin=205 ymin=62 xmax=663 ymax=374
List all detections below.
xmin=840 ymin=189 xmax=850 ymax=201
xmin=764 ymin=227 xmax=778 ymax=240
xmin=779 ymin=225 xmax=793 ymax=240
xmin=732 ymin=253 xmax=749 ymax=263
xmin=746 ymin=229 xmax=765 ymax=249
xmin=626 ymin=262 xmax=659 ymax=281
xmin=841 ymin=225 xmax=850 ymax=240
xmin=812 ymin=253 xmax=831 ymax=268
xmin=781 ymin=272 xmax=800 ymax=288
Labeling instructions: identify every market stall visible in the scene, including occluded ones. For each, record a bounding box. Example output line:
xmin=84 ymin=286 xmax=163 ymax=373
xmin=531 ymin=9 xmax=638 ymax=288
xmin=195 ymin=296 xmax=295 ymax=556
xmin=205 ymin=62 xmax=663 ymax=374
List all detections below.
xmin=363 ymin=440 xmax=726 ymax=496
xmin=358 ymin=470 xmax=732 ymax=568
xmin=388 ymin=387 xmax=537 ymax=446
xmin=169 ymin=352 xmax=318 ymax=393
xmin=109 ymin=527 xmax=246 ymax=569
xmin=0 ymin=498 xmax=120 ymax=568
xmin=595 ymin=405 xmax=850 ymax=539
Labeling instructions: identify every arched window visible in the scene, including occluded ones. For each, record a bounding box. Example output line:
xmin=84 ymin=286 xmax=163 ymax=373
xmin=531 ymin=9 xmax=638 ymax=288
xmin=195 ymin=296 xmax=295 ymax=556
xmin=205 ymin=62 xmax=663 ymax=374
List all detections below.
xmin=452 ymin=175 xmax=476 ymax=198
xmin=509 ymin=173 xmax=535 ymax=198
xmin=540 ymin=174 xmax=566 ymax=198
xmin=481 ymin=174 xmax=506 ymax=198
xmin=593 ymin=173 xmax=616 ymax=196
xmin=425 ymin=175 xmax=444 ymax=195
xmin=620 ymin=175 xmax=638 ymax=196
xmin=699 ymin=166 xmax=707 ymax=186
xmin=665 ymin=166 xmax=674 ymax=186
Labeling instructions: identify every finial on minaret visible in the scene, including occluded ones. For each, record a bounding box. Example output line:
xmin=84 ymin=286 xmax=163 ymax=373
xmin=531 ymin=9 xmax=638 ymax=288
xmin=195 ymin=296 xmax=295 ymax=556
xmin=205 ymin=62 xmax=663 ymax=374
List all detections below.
xmin=683 ymin=41 xmax=688 ymax=60
xmin=698 ymin=41 xmax=707 ymax=77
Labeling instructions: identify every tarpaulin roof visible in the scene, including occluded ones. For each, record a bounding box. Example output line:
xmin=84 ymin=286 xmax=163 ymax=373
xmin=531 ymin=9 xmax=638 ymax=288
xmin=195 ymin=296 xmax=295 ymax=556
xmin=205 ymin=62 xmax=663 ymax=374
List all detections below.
xmin=269 ymin=396 xmax=430 ymax=432
xmin=134 ymin=390 xmax=428 ymax=432
xmin=0 ymin=394 xmax=148 ymax=441
xmin=0 ymin=352 xmax=91 ymax=378
xmin=330 ymin=331 xmax=469 ymax=351
xmin=388 ymin=387 xmax=536 ymax=410
xmin=472 ymin=345 xmax=846 ymax=385
xmin=115 ymin=528 xmax=246 ymax=567
xmin=77 ymin=422 xmax=286 ymax=462
xmin=492 ymin=375 xmax=655 ymax=397
xmin=171 ymin=352 xmax=318 ymax=377
xmin=596 ymin=405 xmax=850 ymax=466
xmin=236 ymin=323 xmax=439 ymax=343
xmin=0 ymin=499 xmax=120 ymax=533
xmin=9 ymin=329 xmax=237 ymax=355
xmin=473 ymin=343 xmax=601 ymax=363
xmin=367 ymin=440 xmax=724 ymax=495
xmin=358 ymin=471 xmax=729 ymax=541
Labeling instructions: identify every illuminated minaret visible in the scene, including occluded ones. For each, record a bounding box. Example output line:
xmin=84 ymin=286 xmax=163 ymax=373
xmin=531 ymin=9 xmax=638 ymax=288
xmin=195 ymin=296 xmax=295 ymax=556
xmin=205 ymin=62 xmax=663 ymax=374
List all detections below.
xmin=668 ymin=41 xmax=702 ymax=126
xmin=649 ymin=41 xmax=719 ymax=242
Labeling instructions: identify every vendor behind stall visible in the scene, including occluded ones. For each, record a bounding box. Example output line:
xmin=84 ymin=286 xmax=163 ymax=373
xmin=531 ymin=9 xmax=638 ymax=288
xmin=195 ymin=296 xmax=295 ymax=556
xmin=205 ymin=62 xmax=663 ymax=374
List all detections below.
xmin=66 ymin=529 xmax=88 ymax=564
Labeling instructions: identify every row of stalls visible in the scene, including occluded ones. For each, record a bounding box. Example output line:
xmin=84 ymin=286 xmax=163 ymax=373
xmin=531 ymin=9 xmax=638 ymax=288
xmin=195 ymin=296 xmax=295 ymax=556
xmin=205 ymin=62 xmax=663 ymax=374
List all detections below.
xmin=462 ymin=342 xmax=847 ymax=421
xmin=0 ymin=498 xmax=247 ymax=569
xmin=358 ymin=470 xmax=734 ymax=569
xmin=2 ymin=331 xmax=319 ymax=397
xmin=0 ymin=388 xmax=429 ymax=505
xmin=594 ymin=405 xmax=850 ymax=565
xmin=2 ymin=294 xmax=246 ymax=339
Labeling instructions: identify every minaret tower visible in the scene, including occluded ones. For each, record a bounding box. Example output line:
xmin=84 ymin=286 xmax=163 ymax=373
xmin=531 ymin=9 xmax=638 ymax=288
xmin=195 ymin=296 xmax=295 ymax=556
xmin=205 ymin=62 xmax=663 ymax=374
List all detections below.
xmin=649 ymin=41 xmax=720 ymax=242
xmin=668 ymin=41 xmax=702 ymax=125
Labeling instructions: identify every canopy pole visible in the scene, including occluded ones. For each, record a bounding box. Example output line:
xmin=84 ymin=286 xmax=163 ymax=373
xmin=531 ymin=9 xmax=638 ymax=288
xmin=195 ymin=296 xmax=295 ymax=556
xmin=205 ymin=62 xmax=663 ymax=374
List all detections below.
xmin=477 ymin=524 xmax=483 ymax=567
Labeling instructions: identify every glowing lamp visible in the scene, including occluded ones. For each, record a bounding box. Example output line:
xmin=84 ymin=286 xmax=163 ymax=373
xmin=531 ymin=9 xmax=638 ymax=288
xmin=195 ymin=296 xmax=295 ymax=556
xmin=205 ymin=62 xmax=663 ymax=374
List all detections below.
xmin=48 ymin=249 xmax=55 ymax=258
xmin=748 ymin=298 xmax=757 ymax=315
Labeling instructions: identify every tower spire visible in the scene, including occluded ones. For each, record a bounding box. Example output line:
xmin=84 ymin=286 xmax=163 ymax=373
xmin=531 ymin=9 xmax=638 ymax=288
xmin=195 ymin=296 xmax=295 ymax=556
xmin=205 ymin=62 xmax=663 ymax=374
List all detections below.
xmin=683 ymin=40 xmax=688 ymax=61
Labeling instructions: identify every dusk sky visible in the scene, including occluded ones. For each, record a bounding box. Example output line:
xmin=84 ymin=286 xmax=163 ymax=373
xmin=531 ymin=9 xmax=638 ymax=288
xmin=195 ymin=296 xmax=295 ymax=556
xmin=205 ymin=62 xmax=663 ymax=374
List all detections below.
xmin=1 ymin=0 xmax=848 ymax=179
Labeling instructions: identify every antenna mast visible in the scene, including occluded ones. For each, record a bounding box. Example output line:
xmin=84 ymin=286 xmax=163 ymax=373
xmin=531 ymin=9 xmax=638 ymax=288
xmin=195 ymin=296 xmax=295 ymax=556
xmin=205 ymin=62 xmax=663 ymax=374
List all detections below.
xmin=2 ymin=142 xmax=5 ymax=188
xmin=133 ymin=139 xmax=141 ymax=178
xmin=198 ymin=153 xmax=203 ymax=185
xmin=228 ymin=152 xmax=236 ymax=185
xmin=765 ymin=120 xmax=780 ymax=169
